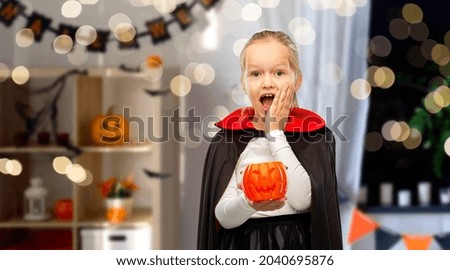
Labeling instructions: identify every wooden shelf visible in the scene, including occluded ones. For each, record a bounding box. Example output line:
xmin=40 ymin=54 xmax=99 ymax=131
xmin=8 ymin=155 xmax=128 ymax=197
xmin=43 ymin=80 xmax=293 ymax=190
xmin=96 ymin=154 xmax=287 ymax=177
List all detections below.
xmin=0 ymin=216 xmax=73 ymax=229
xmin=79 ymin=144 xmax=152 ymax=153
xmin=78 ymin=208 xmax=152 ymax=228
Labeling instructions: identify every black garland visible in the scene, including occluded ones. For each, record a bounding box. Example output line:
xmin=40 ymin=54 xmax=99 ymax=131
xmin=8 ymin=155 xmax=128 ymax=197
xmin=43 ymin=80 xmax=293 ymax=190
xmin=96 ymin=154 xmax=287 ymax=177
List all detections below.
xmin=0 ymin=0 xmax=220 ymax=52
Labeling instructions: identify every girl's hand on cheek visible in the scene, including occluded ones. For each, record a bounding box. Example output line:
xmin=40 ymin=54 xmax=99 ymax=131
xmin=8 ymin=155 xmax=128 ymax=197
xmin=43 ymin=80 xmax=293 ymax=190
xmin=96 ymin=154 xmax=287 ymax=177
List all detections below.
xmin=265 ymin=82 xmax=295 ymax=133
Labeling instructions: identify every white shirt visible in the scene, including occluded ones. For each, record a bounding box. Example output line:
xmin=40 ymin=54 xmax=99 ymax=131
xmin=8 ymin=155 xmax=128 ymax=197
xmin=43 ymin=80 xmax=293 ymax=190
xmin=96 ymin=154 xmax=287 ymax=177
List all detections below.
xmin=215 ymin=130 xmax=312 ymax=229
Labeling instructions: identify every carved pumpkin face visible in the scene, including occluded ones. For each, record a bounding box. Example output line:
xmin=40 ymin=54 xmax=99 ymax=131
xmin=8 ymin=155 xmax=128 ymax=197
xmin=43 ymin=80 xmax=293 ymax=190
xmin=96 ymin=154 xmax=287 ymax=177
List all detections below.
xmin=90 ymin=114 xmax=130 ymax=146
xmin=242 ymin=161 xmax=287 ymax=202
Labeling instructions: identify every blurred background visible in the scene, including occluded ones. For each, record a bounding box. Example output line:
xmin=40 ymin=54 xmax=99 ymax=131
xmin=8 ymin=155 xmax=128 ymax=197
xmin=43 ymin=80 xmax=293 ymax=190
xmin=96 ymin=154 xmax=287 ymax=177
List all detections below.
xmin=0 ymin=0 xmax=449 ymax=250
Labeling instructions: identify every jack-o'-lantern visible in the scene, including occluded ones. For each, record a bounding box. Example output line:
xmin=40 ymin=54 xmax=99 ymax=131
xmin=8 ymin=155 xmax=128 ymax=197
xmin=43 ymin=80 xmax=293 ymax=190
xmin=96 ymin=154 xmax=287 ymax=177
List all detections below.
xmin=242 ymin=161 xmax=287 ymax=202
xmin=90 ymin=111 xmax=130 ymax=146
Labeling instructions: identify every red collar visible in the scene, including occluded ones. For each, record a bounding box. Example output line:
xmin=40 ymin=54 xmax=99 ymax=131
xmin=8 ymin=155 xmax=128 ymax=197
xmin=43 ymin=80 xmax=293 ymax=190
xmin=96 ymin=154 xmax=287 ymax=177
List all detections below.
xmin=215 ymin=107 xmax=325 ymax=132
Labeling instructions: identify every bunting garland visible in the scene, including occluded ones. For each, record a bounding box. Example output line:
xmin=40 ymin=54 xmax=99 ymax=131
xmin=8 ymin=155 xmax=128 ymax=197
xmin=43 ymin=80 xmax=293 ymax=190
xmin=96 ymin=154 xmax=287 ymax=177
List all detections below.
xmin=375 ymin=229 xmax=401 ymax=250
xmin=0 ymin=0 xmax=220 ymax=52
xmin=347 ymin=208 xmax=379 ymax=244
xmin=348 ymin=207 xmax=450 ymax=250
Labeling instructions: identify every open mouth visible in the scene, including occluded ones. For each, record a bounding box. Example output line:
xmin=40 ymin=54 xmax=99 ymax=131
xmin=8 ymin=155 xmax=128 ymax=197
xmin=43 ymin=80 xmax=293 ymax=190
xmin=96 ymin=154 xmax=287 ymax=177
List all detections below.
xmin=260 ymin=94 xmax=275 ymax=111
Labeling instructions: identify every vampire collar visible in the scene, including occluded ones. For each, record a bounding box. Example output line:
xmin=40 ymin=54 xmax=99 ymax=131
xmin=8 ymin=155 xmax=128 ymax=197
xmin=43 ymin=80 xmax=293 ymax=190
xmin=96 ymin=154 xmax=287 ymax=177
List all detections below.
xmin=215 ymin=107 xmax=326 ymax=133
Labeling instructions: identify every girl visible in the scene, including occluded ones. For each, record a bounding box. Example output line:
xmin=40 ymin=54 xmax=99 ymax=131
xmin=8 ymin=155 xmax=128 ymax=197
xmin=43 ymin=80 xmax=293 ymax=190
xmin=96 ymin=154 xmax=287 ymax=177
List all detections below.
xmin=197 ymin=30 xmax=342 ymax=250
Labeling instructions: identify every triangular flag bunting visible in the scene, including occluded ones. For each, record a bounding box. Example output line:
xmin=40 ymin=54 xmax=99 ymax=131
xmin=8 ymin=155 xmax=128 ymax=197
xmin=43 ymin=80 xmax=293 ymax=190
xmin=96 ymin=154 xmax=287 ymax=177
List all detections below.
xmin=434 ymin=233 xmax=450 ymax=250
xmin=348 ymin=208 xmax=379 ymax=244
xmin=375 ymin=228 xmax=401 ymax=250
xmin=403 ymin=234 xmax=433 ymax=250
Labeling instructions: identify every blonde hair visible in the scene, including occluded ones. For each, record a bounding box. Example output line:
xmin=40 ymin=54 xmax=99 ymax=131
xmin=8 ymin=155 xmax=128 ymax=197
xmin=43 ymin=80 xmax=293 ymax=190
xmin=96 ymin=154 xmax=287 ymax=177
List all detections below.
xmin=240 ymin=30 xmax=301 ymax=107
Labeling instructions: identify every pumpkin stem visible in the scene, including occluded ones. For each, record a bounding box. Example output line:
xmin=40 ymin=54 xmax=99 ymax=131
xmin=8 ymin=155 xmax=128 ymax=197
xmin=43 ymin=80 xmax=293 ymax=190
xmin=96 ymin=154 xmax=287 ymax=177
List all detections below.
xmin=106 ymin=106 xmax=116 ymax=115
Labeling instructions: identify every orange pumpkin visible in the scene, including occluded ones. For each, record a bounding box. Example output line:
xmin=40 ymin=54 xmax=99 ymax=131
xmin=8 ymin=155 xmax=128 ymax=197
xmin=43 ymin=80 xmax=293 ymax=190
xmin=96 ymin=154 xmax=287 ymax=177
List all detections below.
xmin=242 ymin=161 xmax=287 ymax=202
xmin=90 ymin=113 xmax=130 ymax=146
xmin=146 ymin=54 xmax=163 ymax=68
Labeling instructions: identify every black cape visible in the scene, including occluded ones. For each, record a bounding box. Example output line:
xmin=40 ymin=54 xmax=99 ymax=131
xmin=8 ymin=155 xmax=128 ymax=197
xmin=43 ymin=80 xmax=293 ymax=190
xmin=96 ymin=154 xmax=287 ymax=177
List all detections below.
xmin=197 ymin=107 xmax=343 ymax=249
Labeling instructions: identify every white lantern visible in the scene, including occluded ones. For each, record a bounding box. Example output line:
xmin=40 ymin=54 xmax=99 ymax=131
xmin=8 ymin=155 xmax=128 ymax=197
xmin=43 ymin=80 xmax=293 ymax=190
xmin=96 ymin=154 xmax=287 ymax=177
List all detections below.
xmin=24 ymin=177 xmax=50 ymax=221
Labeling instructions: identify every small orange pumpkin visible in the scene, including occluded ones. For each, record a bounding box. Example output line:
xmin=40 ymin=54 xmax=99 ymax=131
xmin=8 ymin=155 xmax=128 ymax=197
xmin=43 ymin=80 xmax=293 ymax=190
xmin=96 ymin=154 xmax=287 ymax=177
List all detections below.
xmin=242 ymin=161 xmax=287 ymax=202
xmin=146 ymin=54 xmax=163 ymax=68
xmin=90 ymin=112 xmax=130 ymax=146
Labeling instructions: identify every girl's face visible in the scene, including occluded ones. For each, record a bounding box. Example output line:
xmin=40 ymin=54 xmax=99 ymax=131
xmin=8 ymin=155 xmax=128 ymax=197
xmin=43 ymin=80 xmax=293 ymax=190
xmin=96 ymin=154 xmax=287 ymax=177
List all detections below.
xmin=243 ymin=40 xmax=299 ymax=119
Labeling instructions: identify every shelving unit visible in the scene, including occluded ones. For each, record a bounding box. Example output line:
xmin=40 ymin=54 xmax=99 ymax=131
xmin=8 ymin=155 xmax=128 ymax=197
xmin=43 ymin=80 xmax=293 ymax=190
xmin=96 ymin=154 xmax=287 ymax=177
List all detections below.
xmin=0 ymin=67 xmax=180 ymax=250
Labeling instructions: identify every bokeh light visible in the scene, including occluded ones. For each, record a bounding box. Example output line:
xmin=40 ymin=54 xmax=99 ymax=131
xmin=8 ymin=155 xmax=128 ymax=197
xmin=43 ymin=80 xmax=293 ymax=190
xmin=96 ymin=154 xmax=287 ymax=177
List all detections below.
xmin=194 ymin=63 xmax=215 ymax=85
xmin=53 ymin=156 xmax=72 ymax=175
xmin=0 ymin=158 xmax=9 ymax=174
xmin=75 ymin=25 xmax=97 ymax=46
xmin=5 ymin=159 xmax=22 ymax=176
xmin=108 ymin=13 xmax=131 ymax=31
xmin=320 ymin=63 xmax=343 ymax=85
xmin=374 ymin=66 xmax=395 ymax=89
xmin=395 ymin=121 xmax=411 ymax=142
xmin=381 ymin=120 xmax=396 ymax=141
xmin=410 ymin=22 xmax=429 ymax=41
xmin=79 ymin=0 xmax=99 ymax=4
xmin=233 ymin=38 xmax=248 ymax=57
xmin=445 ymin=31 xmax=450 ymax=48
xmin=61 ymin=0 xmax=82 ymax=18
xmin=350 ymin=79 xmax=371 ymax=100
xmin=170 ymin=75 xmax=192 ymax=97
xmin=445 ymin=137 xmax=450 ymax=157
xmin=421 ymin=39 xmax=438 ymax=61
xmin=424 ymin=91 xmax=442 ymax=114
xmin=293 ymin=25 xmax=316 ymax=46
xmin=66 ymin=164 xmax=86 ymax=183
xmin=78 ymin=169 xmax=93 ymax=186
xmin=402 ymin=3 xmax=423 ymax=24
xmin=220 ymin=0 xmax=242 ymax=20
xmin=0 ymin=63 xmax=9 ymax=83
xmin=184 ymin=62 xmax=199 ymax=83
xmin=53 ymin=35 xmax=74 ymax=54
xmin=403 ymin=128 xmax=422 ymax=150
xmin=289 ymin=17 xmax=312 ymax=34
xmin=319 ymin=0 xmax=339 ymax=9
xmin=154 ymin=0 xmax=176 ymax=13
xmin=365 ymin=65 xmax=379 ymax=87
xmin=364 ymin=131 xmax=383 ymax=152
xmin=435 ymin=85 xmax=450 ymax=107
xmin=113 ymin=23 xmax=136 ymax=43
xmin=369 ymin=35 xmax=392 ymax=57
xmin=16 ymin=28 xmax=34 ymax=48
xmin=389 ymin=18 xmax=410 ymax=40
xmin=335 ymin=0 xmax=356 ymax=17
xmin=11 ymin=66 xmax=30 ymax=85
xmin=68 ymin=45 xmax=89 ymax=65
xmin=431 ymin=44 xmax=450 ymax=66
xmin=241 ymin=3 xmax=262 ymax=22
xmin=258 ymin=0 xmax=280 ymax=8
